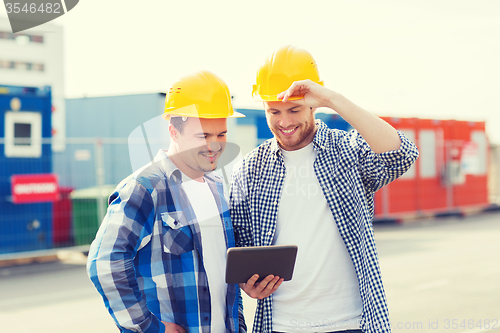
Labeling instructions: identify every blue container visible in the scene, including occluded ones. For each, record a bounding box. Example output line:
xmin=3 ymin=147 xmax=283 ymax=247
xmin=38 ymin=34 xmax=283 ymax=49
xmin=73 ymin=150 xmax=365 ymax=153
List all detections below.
xmin=0 ymin=85 xmax=53 ymax=253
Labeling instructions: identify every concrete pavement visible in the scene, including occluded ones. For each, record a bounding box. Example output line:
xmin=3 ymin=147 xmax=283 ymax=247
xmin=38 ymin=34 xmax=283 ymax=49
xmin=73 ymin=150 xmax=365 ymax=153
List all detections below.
xmin=0 ymin=212 xmax=499 ymax=333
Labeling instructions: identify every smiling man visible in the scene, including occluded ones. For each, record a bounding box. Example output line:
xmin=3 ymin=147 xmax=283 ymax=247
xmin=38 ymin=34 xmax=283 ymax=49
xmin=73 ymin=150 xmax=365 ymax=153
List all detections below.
xmin=167 ymin=116 xmax=227 ymax=181
xmin=87 ymin=71 xmax=253 ymax=333
xmin=230 ymin=46 xmax=419 ymax=333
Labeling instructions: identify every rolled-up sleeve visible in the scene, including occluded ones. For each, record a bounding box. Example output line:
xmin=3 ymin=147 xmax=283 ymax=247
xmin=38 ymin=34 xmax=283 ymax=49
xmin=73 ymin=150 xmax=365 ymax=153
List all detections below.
xmin=356 ymin=130 xmax=419 ymax=193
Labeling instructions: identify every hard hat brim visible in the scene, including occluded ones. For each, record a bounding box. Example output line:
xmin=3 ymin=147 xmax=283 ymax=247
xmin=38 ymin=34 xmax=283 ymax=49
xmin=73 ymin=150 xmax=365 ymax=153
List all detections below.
xmin=252 ymin=81 xmax=324 ymax=102
xmin=252 ymin=93 xmax=305 ymax=102
xmin=229 ymin=111 xmax=246 ymax=118
xmin=163 ymin=109 xmax=245 ymax=120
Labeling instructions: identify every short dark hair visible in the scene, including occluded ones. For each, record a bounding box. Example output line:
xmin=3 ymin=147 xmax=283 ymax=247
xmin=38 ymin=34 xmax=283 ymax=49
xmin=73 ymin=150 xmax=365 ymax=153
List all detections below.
xmin=169 ymin=116 xmax=187 ymax=134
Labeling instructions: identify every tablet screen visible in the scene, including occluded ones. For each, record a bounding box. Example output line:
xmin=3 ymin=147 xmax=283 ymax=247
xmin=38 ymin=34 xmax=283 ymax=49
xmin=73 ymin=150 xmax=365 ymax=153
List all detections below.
xmin=225 ymin=245 xmax=298 ymax=284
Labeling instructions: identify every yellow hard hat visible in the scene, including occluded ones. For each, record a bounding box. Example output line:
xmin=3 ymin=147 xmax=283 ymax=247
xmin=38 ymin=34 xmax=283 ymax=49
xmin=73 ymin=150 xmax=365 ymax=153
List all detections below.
xmin=252 ymin=45 xmax=324 ymax=101
xmin=163 ymin=70 xmax=245 ymax=119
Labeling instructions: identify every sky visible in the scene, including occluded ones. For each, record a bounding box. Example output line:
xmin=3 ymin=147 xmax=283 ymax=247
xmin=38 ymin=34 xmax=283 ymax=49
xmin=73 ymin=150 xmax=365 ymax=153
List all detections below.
xmin=3 ymin=0 xmax=500 ymax=142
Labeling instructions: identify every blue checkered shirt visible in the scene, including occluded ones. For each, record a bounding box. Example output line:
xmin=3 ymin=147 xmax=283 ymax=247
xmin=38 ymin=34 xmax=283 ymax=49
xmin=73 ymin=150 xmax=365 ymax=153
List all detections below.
xmin=88 ymin=150 xmax=245 ymax=333
xmin=230 ymin=120 xmax=419 ymax=333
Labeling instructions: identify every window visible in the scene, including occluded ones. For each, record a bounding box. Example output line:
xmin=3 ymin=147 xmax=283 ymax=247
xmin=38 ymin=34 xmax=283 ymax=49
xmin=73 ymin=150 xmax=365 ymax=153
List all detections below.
xmin=0 ymin=31 xmax=44 ymax=44
xmin=467 ymin=131 xmax=487 ymax=175
xmin=419 ymin=129 xmax=437 ymax=178
xmin=0 ymin=59 xmax=44 ymax=72
xmin=14 ymin=123 xmax=32 ymax=146
xmin=398 ymin=129 xmax=416 ymax=179
xmin=4 ymin=111 xmax=42 ymax=158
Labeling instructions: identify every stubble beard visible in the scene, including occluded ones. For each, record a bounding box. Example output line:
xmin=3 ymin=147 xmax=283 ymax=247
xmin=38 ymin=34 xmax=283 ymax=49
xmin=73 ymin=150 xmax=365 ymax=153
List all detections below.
xmin=273 ymin=120 xmax=316 ymax=151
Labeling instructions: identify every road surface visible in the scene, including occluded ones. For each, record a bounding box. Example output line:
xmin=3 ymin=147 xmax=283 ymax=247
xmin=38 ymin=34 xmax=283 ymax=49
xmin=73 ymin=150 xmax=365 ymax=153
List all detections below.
xmin=0 ymin=212 xmax=499 ymax=333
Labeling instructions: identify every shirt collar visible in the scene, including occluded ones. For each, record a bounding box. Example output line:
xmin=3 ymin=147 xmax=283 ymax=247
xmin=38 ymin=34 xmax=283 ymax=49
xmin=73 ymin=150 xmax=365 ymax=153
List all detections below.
xmin=153 ymin=149 xmax=182 ymax=184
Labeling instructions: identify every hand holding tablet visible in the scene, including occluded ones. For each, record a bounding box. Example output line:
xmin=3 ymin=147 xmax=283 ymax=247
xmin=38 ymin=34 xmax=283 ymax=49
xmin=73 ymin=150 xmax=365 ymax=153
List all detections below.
xmin=239 ymin=273 xmax=284 ymax=300
xmin=225 ymin=245 xmax=298 ymax=299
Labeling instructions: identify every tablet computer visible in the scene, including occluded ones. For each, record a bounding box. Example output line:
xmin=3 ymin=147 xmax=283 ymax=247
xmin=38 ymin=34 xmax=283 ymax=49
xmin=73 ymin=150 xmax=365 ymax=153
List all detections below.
xmin=225 ymin=245 xmax=298 ymax=284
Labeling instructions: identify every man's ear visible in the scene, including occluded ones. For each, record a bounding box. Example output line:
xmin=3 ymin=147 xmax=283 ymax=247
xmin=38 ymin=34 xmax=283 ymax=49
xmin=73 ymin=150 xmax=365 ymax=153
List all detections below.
xmin=169 ymin=124 xmax=178 ymax=143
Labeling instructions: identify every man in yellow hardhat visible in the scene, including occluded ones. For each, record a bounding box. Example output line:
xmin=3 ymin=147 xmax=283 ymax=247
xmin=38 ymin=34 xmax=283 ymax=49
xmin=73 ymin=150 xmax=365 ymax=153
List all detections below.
xmin=87 ymin=71 xmax=276 ymax=333
xmin=231 ymin=46 xmax=419 ymax=333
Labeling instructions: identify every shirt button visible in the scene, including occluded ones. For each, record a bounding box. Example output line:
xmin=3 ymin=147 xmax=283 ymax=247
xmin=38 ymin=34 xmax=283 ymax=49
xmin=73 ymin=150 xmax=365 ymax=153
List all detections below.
xmin=280 ymin=173 xmax=284 ymax=177
xmin=204 ymin=317 xmax=209 ymax=321
xmin=267 ymin=231 xmax=272 ymax=236
xmin=274 ymin=201 xmax=278 ymax=205
xmin=203 ymin=287 xmax=208 ymax=292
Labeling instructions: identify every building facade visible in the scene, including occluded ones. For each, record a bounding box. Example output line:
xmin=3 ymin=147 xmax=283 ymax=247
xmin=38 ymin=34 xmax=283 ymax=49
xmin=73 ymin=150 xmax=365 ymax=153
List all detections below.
xmin=0 ymin=17 xmax=65 ymax=152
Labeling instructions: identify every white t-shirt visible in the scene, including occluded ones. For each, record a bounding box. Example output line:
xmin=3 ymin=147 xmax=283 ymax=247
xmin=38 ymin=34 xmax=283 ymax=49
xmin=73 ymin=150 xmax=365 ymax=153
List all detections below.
xmin=272 ymin=143 xmax=363 ymax=332
xmin=181 ymin=173 xmax=227 ymax=333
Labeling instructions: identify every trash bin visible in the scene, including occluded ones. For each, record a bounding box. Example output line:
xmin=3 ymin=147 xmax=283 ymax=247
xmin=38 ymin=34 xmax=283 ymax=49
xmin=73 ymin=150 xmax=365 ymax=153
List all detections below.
xmin=53 ymin=186 xmax=74 ymax=246
xmin=70 ymin=185 xmax=116 ymax=246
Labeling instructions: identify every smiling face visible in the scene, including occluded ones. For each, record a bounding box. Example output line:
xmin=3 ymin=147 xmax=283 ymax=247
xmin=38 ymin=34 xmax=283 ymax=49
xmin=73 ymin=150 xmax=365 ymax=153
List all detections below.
xmin=168 ymin=117 xmax=227 ymax=180
xmin=264 ymin=101 xmax=317 ymax=151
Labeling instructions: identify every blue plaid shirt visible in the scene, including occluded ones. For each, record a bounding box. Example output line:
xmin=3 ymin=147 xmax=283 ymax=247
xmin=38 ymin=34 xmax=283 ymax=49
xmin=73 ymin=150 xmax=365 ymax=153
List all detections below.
xmin=88 ymin=150 xmax=245 ymax=333
xmin=230 ymin=120 xmax=419 ymax=333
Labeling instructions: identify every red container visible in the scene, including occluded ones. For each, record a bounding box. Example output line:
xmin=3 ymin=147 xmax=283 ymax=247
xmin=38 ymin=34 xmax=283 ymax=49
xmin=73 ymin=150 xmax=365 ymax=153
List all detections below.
xmin=52 ymin=186 xmax=74 ymax=245
xmin=374 ymin=117 xmax=489 ymax=220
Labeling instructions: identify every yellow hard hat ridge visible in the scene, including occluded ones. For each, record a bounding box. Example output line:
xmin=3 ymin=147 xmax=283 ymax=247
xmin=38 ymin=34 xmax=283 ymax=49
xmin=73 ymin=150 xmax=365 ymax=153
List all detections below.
xmin=253 ymin=45 xmax=324 ymax=102
xmin=163 ymin=70 xmax=245 ymax=119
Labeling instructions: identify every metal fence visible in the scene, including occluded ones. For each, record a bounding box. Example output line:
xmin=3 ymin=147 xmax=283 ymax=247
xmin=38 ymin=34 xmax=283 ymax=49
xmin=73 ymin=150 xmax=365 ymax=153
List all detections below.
xmin=0 ymin=139 xmax=136 ymax=254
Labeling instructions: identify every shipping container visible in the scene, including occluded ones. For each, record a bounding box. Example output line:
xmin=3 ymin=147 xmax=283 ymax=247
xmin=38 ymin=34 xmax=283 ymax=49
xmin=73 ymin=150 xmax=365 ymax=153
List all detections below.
xmin=374 ymin=117 xmax=490 ymax=220
xmin=0 ymin=85 xmax=54 ymax=253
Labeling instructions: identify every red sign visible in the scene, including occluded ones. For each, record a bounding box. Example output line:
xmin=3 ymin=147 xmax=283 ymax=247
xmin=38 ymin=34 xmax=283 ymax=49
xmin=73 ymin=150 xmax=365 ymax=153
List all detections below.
xmin=11 ymin=174 xmax=59 ymax=204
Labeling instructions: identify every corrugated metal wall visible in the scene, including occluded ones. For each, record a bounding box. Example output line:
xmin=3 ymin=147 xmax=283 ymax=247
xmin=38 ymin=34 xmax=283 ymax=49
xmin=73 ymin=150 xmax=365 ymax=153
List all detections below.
xmin=53 ymin=93 xmax=166 ymax=189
